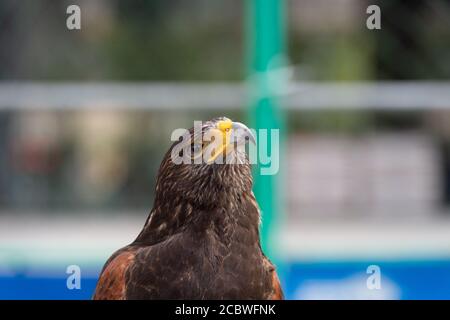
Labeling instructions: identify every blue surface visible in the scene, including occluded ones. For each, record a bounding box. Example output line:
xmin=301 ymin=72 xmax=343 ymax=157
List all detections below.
xmin=0 ymin=274 xmax=99 ymax=300
xmin=283 ymin=259 xmax=450 ymax=300
xmin=1 ymin=260 xmax=449 ymax=299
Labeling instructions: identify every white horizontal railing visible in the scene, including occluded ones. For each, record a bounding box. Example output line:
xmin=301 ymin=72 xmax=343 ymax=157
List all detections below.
xmin=0 ymin=81 xmax=450 ymax=110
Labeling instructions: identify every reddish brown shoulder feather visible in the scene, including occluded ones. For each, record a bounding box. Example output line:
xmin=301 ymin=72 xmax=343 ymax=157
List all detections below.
xmin=268 ymin=270 xmax=284 ymax=300
xmin=263 ymin=257 xmax=284 ymax=300
xmin=92 ymin=250 xmax=136 ymax=300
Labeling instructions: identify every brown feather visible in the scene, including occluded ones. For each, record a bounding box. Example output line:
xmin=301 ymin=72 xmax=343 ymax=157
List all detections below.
xmin=93 ymin=248 xmax=136 ymax=300
xmin=93 ymin=118 xmax=284 ymax=299
xmin=268 ymin=270 xmax=284 ymax=300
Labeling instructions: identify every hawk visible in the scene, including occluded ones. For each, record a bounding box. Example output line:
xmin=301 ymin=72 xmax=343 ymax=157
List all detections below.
xmin=93 ymin=117 xmax=283 ymax=300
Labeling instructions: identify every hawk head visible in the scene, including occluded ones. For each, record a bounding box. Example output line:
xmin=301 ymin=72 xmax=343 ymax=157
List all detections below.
xmin=155 ymin=117 xmax=256 ymax=210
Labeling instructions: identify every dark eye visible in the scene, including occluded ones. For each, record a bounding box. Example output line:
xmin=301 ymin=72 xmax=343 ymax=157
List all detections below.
xmin=191 ymin=144 xmax=201 ymax=155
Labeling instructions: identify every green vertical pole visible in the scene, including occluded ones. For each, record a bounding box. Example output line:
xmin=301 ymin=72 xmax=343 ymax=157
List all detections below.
xmin=246 ymin=0 xmax=286 ymax=262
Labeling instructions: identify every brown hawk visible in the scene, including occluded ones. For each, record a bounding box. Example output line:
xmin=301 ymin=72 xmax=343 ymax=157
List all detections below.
xmin=93 ymin=117 xmax=283 ymax=300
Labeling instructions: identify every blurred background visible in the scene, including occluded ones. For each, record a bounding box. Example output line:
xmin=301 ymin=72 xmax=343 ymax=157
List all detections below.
xmin=1 ymin=0 xmax=450 ymax=299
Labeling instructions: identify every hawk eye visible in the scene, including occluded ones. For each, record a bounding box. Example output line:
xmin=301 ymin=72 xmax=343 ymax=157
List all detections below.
xmin=191 ymin=143 xmax=201 ymax=155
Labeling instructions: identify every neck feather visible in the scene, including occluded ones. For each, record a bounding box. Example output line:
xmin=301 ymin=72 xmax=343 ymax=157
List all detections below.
xmin=134 ymin=166 xmax=260 ymax=246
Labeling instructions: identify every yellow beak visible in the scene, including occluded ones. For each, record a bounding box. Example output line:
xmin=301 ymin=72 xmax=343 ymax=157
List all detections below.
xmin=206 ymin=120 xmax=255 ymax=164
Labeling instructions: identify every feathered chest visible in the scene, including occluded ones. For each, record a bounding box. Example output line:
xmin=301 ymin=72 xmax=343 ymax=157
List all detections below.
xmin=126 ymin=222 xmax=272 ymax=299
